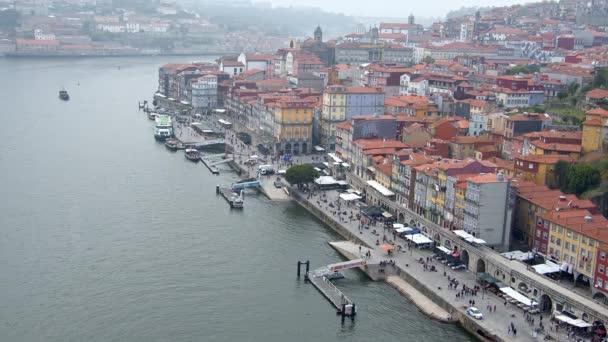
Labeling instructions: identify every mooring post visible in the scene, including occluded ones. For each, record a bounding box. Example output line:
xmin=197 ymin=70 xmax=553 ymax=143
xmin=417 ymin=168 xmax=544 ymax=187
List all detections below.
xmin=351 ymin=303 xmax=356 ymax=320
xmin=341 ymin=304 xmax=346 ymax=320
xmin=305 ymin=260 xmax=310 ymax=274
xmin=216 ymin=185 xmax=220 ymax=194
xmin=297 ymin=261 xmax=301 ymax=277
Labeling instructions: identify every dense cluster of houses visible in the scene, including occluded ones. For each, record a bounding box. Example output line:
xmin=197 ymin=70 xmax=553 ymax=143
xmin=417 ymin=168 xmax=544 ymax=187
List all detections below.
xmin=154 ymin=2 xmax=608 ymax=299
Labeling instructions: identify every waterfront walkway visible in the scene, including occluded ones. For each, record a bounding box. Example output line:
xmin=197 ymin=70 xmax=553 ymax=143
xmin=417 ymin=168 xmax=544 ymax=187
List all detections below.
xmin=300 ymin=189 xmax=587 ymax=342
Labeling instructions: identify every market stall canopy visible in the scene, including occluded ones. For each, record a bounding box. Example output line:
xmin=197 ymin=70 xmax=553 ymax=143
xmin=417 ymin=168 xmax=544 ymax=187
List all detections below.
xmin=555 ymin=315 xmax=593 ymax=328
xmin=405 ymin=234 xmax=433 ymax=245
xmin=532 ymin=261 xmax=561 ymax=275
xmin=326 ymin=153 xmax=343 ymax=163
xmin=502 ymin=250 xmax=535 ymax=262
xmin=393 ymin=223 xmax=405 ymax=229
xmin=379 ymin=244 xmax=394 ymax=251
xmin=436 ymin=246 xmax=451 ymax=254
xmin=366 ymin=180 xmax=395 ymax=197
xmin=314 ymin=176 xmax=338 ymax=185
xmin=339 ymin=193 xmax=362 ymax=201
xmin=499 ymin=287 xmax=538 ymax=306
xmin=314 ymin=146 xmax=325 ymax=152
xmin=453 ymin=230 xmax=486 ymax=244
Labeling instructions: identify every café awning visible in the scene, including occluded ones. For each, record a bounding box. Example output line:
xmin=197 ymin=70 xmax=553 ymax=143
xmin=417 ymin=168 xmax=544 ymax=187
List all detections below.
xmin=499 ymin=287 xmax=537 ymax=306
xmin=339 ymin=193 xmax=362 ymax=201
xmin=367 ymin=180 xmax=395 ymax=197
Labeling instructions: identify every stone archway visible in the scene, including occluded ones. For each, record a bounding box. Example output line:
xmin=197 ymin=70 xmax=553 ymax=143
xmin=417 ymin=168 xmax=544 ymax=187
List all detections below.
xmin=460 ymin=249 xmax=470 ymax=269
xmin=293 ymin=143 xmax=300 ymax=155
xmin=398 ymin=213 xmax=405 ymax=223
xmin=593 ymin=292 xmax=608 ymax=304
xmin=540 ymin=294 xmax=553 ymax=313
xmin=285 ymin=143 xmax=292 ymax=154
xmin=301 ymin=143 xmax=307 ymax=154
xmin=409 ymin=219 xmax=416 ymax=227
xmin=421 ymin=225 xmax=428 ymax=234
xmin=476 ymin=258 xmax=486 ymax=273
xmin=434 ymin=233 xmax=441 ymax=243
xmin=444 ymin=240 xmax=452 ymax=249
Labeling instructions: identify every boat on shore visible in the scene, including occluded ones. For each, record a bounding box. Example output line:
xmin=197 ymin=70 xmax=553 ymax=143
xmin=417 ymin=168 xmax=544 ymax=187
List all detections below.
xmin=59 ymin=90 xmax=69 ymax=101
xmin=184 ymin=148 xmax=200 ymax=162
xmin=154 ymin=115 xmax=173 ymax=141
xmin=230 ymin=191 xmax=244 ymax=208
xmin=164 ymin=138 xmax=180 ymax=150
xmin=147 ymin=112 xmax=158 ymax=120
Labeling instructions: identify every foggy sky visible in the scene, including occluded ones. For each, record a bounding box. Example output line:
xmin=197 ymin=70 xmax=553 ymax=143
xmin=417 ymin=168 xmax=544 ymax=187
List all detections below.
xmin=256 ymin=0 xmax=529 ymax=18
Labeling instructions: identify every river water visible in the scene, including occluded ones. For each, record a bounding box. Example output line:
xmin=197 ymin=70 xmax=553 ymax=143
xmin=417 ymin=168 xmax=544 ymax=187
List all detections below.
xmin=0 ymin=57 xmax=473 ymax=342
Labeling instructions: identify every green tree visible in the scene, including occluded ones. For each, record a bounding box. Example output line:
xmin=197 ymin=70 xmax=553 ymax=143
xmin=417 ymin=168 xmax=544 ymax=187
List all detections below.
xmin=554 ymin=160 xmax=571 ymax=189
xmin=593 ymin=67 xmax=608 ymax=88
xmin=285 ymin=164 xmax=319 ymax=189
xmin=423 ymin=55 xmax=435 ymax=64
xmin=562 ymin=163 xmax=601 ymax=196
xmin=557 ymin=91 xmax=568 ymax=101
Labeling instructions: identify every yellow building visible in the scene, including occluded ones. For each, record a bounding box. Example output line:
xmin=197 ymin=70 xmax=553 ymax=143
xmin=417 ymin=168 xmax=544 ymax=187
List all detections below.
xmin=541 ymin=210 xmax=608 ymax=281
xmin=581 ymin=107 xmax=608 ymax=154
xmin=274 ymin=98 xmax=315 ymax=154
xmin=514 ymin=154 xmax=574 ymax=187
xmin=529 ymin=140 xmax=581 ymax=160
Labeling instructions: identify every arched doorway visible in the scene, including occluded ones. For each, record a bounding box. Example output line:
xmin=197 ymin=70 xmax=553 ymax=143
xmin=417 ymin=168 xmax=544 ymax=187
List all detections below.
xmin=292 ymin=143 xmax=300 ymax=155
xmin=460 ymin=249 xmax=470 ymax=269
xmin=421 ymin=226 xmax=428 ymax=234
xmin=444 ymin=240 xmax=452 ymax=249
xmin=593 ymin=292 xmax=608 ymax=304
xmin=301 ymin=143 xmax=307 ymax=154
xmin=476 ymin=258 xmax=486 ymax=273
xmin=285 ymin=143 xmax=292 ymax=154
xmin=398 ymin=213 xmax=405 ymax=223
xmin=539 ymin=294 xmax=553 ymax=313
xmin=409 ymin=219 xmax=416 ymax=227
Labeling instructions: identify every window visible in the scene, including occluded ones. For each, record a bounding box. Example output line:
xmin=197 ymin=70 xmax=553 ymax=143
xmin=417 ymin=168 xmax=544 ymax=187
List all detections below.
xmin=565 ymin=242 xmax=570 ymax=250
xmin=543 ymin=232 xmax=548 ymax=240
xmin=550 ymin=236 xmax=555 ymax=243
xmin=558 ymin=227 xmax=563 ymax=234
xmin=601 ymin=252 xmax=606 ymax=261
xmin=589 ymin=239 xmax=594 ymax=247
xmin=556 ymin=238 xmax=561 ymax=246
xmin=600 ymin=265 xmax=605 ymax=274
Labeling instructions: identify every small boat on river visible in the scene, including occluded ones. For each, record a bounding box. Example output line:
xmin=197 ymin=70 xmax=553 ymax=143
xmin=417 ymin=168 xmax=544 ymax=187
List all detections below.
xmin=147 ymin=112 xmax=158 ymax=120
xmin=59 ymin=90 xmax=69 ymax=101
xmin=184 ymin=148 xmax=200 ymax=162
xmin=164 ymin=138 xmax=180 ymax=150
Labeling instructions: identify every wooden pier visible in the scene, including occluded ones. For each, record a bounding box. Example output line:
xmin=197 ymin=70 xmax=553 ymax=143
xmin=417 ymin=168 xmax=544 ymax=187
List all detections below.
xmin=307 ymin=272 xmax=355 ymax=315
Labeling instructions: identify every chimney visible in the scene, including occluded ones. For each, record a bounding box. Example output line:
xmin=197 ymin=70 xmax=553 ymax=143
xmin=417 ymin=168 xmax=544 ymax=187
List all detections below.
xmin=559 ymin=195 xmax=567 ymax=202
xmin=584 ymin=216 xmax=592 ymax=222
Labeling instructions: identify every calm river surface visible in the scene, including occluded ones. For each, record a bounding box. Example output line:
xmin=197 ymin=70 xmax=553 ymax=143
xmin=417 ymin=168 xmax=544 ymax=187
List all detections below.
xmin=0 ymin=56 xmax=473 ymax=342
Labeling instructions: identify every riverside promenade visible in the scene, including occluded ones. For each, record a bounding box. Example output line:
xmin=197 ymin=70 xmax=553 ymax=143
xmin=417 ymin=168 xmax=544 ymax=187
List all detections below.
xmin=295 ymin=188 xmax=586 ymax=342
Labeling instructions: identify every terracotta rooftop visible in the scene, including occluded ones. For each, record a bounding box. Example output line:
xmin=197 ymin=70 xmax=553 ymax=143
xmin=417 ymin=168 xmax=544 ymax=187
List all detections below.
xmin=354 ymin=139 xmax=407 ymax=150
xmin=530 ymin=140 xmax=581 ymax=153
xmin=586 ymin=88 xmax=608 ymax=100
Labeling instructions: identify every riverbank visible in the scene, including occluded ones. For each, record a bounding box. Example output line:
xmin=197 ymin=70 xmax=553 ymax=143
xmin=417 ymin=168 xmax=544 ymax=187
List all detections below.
xmin=290 ymin=188 xmax=542 ymax=342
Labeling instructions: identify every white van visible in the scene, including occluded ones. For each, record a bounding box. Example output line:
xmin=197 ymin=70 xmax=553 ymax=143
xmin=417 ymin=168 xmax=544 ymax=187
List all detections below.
xmin=258 ymin=164 xmax=274 ymax=175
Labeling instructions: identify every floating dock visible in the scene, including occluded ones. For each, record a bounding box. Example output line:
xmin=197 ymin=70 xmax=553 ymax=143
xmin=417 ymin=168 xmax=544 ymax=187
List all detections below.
xmin=216 ymin=186 xmax=243 ymax=208
xmin=307 ymin=272 xmax=355 ymax=315
xmin=201 ymin=157 xmax=220 ymax=175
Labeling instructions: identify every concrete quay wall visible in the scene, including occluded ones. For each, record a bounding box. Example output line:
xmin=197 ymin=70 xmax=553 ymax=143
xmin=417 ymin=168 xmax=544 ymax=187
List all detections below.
xmin=292 ymin=190 xmax=501 ymax=342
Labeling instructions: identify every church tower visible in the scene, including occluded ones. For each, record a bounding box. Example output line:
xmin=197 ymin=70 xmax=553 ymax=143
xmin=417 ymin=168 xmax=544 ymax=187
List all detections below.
xmin=314 ymin=25 xmax=323 ymax=43
xmin=408 ymin=13 xmax=415 ymax=25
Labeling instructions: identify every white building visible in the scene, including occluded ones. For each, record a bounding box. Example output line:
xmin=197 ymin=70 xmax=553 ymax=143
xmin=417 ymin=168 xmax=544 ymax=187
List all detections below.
xmin=469 ymin=113 xmax=488 ymax=136
xmin=399 ymin=74 xmax=428 ymax=95
xmin=463 ymin=173 xmax=513 ymax=252
xmin=34 ymin=29 xmax=56 ymax=40
xmin=191 ymin=75 xmax=218 ymax=113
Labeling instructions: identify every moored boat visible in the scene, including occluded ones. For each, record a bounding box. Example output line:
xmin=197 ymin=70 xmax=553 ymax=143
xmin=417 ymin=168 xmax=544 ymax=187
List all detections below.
xmin=164 ymin=138 xmax=180 ymax=150
xmin=59 ymin=90 xmax=69 ymax=101
xmin=184 ymin=148 xmax=200 ymax=162
xmin=147 ymin=112 xmax=158 ymax=120
xmin=154 ymin=115 xmax=173 ymax=141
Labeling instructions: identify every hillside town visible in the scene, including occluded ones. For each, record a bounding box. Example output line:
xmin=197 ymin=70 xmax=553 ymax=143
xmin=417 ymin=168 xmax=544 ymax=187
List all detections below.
xmin=0 ymin=0 xmax=287 ymax=56
xmin=149 ymin=0 xmax=608 ymax=334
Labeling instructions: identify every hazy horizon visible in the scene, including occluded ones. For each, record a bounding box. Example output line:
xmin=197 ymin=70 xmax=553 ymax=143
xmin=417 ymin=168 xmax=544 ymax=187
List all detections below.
xmin=254 ymin=0 xmax=531 ymax=18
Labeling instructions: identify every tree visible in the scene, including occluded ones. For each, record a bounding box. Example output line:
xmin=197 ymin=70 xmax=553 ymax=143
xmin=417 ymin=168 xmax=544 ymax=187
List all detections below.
xmin=423 ymin=55 xmax=435 ymax=65
xmin=593 ymin=67 xmax=608 ymax=88
xmin=557 ymin=91 xmax=568 ymax=100
xmin=561 ymin=163 xmax=601 ymax=196
xmin=285 ymin=164 xmax=319 ymax=189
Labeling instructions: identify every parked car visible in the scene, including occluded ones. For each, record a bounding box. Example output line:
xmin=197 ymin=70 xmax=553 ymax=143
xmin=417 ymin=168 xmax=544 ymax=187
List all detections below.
xmin=467 ymin=307 xmax=483 ymax=320
xmin=451 ymin=264 xmax=466 ymax=271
